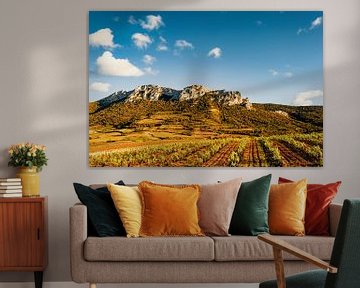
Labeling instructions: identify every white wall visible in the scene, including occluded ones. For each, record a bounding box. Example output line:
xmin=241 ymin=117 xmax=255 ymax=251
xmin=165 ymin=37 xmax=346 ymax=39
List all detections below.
xmin=0 ymin=0 xmax=359 ymax=283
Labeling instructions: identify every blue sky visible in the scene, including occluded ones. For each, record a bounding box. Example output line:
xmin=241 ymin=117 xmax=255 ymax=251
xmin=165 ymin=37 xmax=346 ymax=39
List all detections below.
xmin=89 ymin=11 xmax=323 ymax=105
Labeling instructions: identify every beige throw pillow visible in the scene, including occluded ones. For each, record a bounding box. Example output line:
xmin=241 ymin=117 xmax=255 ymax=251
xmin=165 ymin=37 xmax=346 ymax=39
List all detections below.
xmin=198 ymin=178 xmax=242 ymax=236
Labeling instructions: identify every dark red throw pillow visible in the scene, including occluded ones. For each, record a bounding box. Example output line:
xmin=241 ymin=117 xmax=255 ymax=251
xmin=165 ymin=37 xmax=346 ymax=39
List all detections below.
xmin=278 ymin=177 xmax=341 ymax=236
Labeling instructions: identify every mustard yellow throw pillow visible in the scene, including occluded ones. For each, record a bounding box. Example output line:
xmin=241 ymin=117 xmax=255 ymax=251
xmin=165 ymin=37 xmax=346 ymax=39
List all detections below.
xmin=138 ymin=181 xmax=204 ymax=237
xmin=269 ymin=179 xmax=307 ymax=236
xmin=107 ymin=183 xmax=142 ymax=238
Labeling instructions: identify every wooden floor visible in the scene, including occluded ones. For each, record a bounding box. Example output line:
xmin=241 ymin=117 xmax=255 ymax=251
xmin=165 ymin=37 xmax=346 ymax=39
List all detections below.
xmin=0 ymin=283 xmax=259 ymax=288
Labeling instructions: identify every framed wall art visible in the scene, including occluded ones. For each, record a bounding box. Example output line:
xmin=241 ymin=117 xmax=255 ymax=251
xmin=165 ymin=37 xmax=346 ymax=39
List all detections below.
xmin=89 ymin=11 xmax=323 ymax=167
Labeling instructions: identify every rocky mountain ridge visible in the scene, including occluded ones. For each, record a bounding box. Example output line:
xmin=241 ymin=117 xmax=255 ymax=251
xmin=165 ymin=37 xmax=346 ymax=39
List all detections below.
xmin=94 ymin=84 xmax=252 ymax=110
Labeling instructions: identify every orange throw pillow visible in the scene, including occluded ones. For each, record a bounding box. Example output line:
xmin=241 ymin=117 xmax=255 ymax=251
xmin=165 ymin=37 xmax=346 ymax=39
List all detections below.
xmin=278 ymin=177 xmax=341 ymax=236
xmin=138 ymin=181 xmax=204 ymax=237
xmin=269 ymin=179 xmax=307 ymax=236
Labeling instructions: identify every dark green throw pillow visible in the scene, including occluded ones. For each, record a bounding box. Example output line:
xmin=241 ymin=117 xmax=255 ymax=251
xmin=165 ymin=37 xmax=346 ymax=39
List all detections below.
xmin=73 ymin=181 xmax=126 ymax=237
xmin=229 ymin=174 xmax=272 ymax=236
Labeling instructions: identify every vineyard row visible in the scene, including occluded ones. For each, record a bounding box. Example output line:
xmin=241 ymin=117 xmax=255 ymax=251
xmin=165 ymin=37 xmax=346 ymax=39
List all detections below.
xmin=89 ymin=133 xmax=323 ymax=167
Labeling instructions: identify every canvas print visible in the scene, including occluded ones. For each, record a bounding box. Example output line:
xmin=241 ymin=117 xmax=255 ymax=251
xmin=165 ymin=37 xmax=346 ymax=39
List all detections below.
xmin=89 ymin=11 xmax=323 ymax=167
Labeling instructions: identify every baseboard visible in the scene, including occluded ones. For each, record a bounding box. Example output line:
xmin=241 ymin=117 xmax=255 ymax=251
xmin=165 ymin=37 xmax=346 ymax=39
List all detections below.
xmin=0 ymin=282 xmax=259 ymax=288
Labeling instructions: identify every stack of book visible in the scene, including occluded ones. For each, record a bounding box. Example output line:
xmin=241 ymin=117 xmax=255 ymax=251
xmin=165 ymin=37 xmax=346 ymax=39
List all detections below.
xmin=0 ymin=178 xmax=22 ymax=197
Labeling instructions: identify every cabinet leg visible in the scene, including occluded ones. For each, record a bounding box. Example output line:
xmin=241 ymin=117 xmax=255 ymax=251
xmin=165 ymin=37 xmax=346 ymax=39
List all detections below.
xmin=34 ymin=271 xmax=43 ymax=288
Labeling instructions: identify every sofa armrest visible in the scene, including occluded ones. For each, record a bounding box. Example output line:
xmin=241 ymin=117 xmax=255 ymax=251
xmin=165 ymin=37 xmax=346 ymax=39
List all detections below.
xmin=258 ymin=233 xmax=337 ymax=288
xmin=329 ymin=203 xmax=342 ymax=237
xmin=258 ymin=234 xmax=338 ymax=273
xmin=69 ymin=203 xmax=88 ymax=283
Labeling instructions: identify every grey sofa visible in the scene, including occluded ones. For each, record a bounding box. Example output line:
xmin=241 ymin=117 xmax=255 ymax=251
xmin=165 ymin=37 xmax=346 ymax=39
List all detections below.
xmin=70 ymin=203 xmax=342 ymax=288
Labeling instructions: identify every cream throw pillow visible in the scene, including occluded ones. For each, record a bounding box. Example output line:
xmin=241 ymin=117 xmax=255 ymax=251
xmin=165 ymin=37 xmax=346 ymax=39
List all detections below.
xmin=107 ymin=183 xmax=142 ymax=237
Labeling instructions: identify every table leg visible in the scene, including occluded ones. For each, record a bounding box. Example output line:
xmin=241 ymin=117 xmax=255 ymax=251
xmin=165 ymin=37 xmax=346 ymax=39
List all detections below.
xmin=34 ymin=271 xmax=43 ymax=288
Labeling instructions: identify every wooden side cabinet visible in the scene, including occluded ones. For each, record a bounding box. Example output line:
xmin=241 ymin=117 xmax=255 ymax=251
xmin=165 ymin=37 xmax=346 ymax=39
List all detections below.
xmin=0 ymin=197 xmax=47 ymax=288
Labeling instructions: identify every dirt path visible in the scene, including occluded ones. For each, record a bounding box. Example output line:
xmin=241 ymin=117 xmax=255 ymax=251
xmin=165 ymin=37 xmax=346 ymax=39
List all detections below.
xmin=273 ymin=141 xmax=309 ymax=167
xmin=239 ymin=139 xmax=265 ymax=167
xmin=203 ymin=142 xmax=239 ymax=167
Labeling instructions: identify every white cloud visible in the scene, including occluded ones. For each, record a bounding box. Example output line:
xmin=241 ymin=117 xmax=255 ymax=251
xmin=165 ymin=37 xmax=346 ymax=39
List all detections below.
xmin=143 ymin=54 xmax=156 ymax=65
xmin=140 ymin=15 xmax=164 ymax=30
xmin=175 ymin=40 xmax=194 ymax=50
xmin=269 ymin=69 xmax=294 ymax=78
xmin=297 ymin=28 xmax=306 ymax=35
xmin=269 ymin=69 xmax=279 ymax=76
xmin=96 ymin=51 xmax=144 ymax=77
xmin=297 ymin=16 xmax=323 ymax=35
xmin=89 ymin=28 xmax=118 ymax=48
xmin=90 ymin=82 xmax=111 ymax=93
xmin=208 ymin=47 xmax=222 ymax=58
xmin=144 ymin=67 xmax=159 ymax=76
xmin=310 ymin=17 xmax=323 ymax=30
xmin=293 ymin=90 xmax=323 ymax=106
xmin=132 ymin=33 xmax=152 ymax=49
xmin=128 ymin=15 xmax=138 ymax=25
xmin=157 ymin=36 xmax=168 ymax=51
xmin=157 ymin=44 xmax=168 ymax=51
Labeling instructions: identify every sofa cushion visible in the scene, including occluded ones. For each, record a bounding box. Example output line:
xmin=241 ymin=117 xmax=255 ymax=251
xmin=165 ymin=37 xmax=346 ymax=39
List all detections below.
xmin=84 ymin=236 xmax=214 ymax=261
xmin=73 ymin=181 xmax=126 ymax=237
xmin=279 ymin=177 xmax=341 ymax=236
xmin=212 ymin=236 xmax=334 ymax=261
xmin=107 ymin=184 xmax=142 ymax=238
xmin=139 ymin=181 xmax=203 ymax=237
xmin=269 ymin=179 xmax=307 ymax=236
xmin=229 ymin=174 xmax=271 ymax=236
xmin=199 ymin=178 xmax=242 ymax=236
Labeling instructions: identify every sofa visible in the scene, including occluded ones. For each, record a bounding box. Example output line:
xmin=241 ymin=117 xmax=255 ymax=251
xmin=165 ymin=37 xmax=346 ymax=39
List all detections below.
xmin=70 ymin=201 xmax=342 ymax=287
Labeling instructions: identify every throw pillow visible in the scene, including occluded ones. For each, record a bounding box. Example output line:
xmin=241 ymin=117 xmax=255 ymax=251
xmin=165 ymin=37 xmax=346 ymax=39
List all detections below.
xmin=73 ymin=181 xmax=126 ymax=237
xmin=229 ymin=174 xmax=272 ymax=236
xmin=198 ymin=178 xmax=242 ymax=236
xmin=269 ymin=179 xmax=307 ymax=236
xmin=279 ymin=177 xmax=341 ymax=236
xmin=138 ymin=181 xmax=203 ymax=237
xmin=107 ymin=183 xmax=142 ymax=238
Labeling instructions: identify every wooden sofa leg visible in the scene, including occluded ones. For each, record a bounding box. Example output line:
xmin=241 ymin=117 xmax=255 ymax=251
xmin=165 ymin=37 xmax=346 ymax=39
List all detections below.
xmin=89 ymin=283 xmax=97 ymax=288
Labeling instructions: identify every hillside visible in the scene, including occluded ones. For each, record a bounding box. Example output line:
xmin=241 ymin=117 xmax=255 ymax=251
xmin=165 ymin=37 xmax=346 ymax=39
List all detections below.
xmin=89 ymin=85 xmax=323 ymax=167
xmin=90 ymin=97 xmax=322 ymax=137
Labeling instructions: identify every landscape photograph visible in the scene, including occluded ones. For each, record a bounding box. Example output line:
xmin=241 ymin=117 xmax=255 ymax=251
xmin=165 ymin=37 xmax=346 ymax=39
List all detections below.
xmin=88 ymin=11 xmax=323 ymax=167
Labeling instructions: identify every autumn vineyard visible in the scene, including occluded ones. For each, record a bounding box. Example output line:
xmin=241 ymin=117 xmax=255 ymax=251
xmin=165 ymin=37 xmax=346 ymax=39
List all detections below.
xmin=89 ymin=85 xmax=323 ymax=167
xmin=89 ymin=133 xmax=322 ymax=167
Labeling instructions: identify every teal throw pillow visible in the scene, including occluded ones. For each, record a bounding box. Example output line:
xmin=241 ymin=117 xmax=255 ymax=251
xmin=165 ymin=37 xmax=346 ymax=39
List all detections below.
xmin=229 ymin=174 xmax=272 ymax=236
